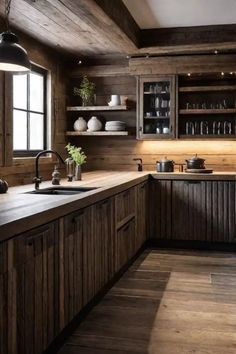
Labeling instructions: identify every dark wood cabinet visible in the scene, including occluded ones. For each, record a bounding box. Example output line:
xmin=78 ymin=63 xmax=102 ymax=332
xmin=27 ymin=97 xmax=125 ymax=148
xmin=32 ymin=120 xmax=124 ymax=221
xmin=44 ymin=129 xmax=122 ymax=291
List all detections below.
xmin=150 ymin=179 xmax=172 ymax=240
xmin=0 ymin=221 xmax=59 ymax=354
xmin=114 ymin=186 xmax=139 ymax=271
xmin=151 ymin=179 xmax=236 ymax=243
xmin=116 ymin=217 xmax=135 ymax=271
xmin=172 ymin=180 xmax=236 ymax=242
xmin=92 ymin=198 xmax=115 ymax=293
xmin=137 ymin=76 xmax=176 ymax=139
xmin=115 ymin=187 xmax=136 ymax=228
xmin=135 ymin=181 xmax=149 ymax=251
xmin=59 ymin=209 xmax=89 ymax=328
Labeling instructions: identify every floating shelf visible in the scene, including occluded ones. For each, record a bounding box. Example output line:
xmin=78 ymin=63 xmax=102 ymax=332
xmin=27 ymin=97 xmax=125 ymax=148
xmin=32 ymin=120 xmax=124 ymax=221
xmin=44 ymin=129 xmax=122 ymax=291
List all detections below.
xmin=179 ymin=85 xmax=236 ymax=92
xmin=144 ymin=116 xmax=170 ymax=119
xmin=144 ymin=91 xmax=170 ymax=95
xmin=66 ymin=105 xmax=127 ymax=111
xmin=179 ymin=108 xmax=236 ymax=114
xmin=66 ymin=131 xmax=128 ymax=136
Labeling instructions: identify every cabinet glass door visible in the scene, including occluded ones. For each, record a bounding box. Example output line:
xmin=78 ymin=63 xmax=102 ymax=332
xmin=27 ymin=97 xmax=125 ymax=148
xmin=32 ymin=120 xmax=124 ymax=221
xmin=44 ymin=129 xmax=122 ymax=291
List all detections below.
xmin=137 ymin=76 xmax=175 ymax=139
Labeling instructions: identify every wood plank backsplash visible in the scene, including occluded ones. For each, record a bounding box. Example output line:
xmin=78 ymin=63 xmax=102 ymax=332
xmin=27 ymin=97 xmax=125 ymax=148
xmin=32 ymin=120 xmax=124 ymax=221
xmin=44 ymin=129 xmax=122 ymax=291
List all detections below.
xmin=74 ymin=136 xmax=236 ymax=172
xmin=68 ymin=71 xmax=236 ymax=172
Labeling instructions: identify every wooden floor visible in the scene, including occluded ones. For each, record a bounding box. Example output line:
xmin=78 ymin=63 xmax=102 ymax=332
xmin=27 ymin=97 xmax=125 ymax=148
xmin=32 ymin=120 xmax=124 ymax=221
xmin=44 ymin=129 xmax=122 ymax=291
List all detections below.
xmin=58 ymin=249 xmax=236 ymax=354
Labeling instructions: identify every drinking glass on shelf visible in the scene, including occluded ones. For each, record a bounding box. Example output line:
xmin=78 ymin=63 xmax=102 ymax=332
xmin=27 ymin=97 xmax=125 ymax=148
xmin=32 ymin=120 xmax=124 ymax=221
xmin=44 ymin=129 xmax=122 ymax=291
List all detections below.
xmin=185 ymin=121 xmax=195 ymax=135
xmin=216 ymin=121 xmax=223 ymax=134
xmin=156 ymin=122 xmax=162 ymax=134
xmin=223 ymin=121 xmax=232 ymax=134
xmin=200 ymin=121 xmax=209 ymax=135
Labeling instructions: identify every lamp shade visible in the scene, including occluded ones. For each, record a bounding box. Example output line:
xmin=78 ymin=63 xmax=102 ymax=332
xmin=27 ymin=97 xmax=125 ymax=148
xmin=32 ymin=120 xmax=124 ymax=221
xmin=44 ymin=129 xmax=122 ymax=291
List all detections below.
xmin=0 ymin=32 xmax=30 ymax=71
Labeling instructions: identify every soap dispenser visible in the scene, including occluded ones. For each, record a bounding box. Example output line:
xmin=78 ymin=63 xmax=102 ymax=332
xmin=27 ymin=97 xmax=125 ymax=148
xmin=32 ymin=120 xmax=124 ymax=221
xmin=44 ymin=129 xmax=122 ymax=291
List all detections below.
xmin=52 ymin=165 xmax=61 ymax=185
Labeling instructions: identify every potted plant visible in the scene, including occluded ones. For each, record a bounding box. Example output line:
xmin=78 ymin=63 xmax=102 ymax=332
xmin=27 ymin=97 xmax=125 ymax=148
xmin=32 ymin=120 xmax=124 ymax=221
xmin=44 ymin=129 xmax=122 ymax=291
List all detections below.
xmin=73 ymin=75 xmax=96 ymax=106
xmin=65 ymin=143 xmax=87 ymax=180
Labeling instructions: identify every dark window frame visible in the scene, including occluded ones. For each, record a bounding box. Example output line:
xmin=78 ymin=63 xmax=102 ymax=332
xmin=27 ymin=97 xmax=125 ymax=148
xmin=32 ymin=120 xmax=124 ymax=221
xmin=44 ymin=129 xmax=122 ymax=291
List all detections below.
xmin=13 ymin=64 xmax=47 ymax=157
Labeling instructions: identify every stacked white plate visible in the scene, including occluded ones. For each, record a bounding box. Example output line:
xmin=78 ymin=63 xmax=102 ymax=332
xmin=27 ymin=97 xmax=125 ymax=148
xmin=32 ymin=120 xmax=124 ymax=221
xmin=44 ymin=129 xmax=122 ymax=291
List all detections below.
xmin=105 ymin=121 xmax=126 ymax=131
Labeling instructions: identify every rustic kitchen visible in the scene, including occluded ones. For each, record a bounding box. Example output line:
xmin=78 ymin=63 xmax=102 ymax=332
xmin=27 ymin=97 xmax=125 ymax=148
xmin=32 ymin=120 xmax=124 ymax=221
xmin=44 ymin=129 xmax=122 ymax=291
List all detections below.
xmin=1 ymin=1 xmax=236 ymax=353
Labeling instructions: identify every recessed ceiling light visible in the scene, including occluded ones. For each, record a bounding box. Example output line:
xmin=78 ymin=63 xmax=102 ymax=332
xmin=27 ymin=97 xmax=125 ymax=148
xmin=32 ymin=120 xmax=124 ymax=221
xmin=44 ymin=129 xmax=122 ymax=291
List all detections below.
xmin=230 ymin=72 xmax=233 ymax=75
xmin=187 ymin=73 xmax=191 ymax=77
xmin=221 ymin=72 xmax=224 ymax=76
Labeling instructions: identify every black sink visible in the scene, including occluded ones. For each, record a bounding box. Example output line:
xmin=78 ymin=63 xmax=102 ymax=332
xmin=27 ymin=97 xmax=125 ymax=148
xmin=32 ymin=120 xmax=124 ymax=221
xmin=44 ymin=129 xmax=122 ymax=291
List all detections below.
xmin=25 ymin=186 xmax=98 ymax=195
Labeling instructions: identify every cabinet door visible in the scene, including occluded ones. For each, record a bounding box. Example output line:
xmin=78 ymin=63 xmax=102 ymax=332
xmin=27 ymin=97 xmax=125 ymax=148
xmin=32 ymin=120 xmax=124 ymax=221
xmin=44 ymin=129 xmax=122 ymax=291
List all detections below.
xmin=172 ymin=180 xmax=236 ymax=243
xmin=83 ymin=198 xmax=115 ymax=306
xmin=137 ymin=75 xmax=176 ymax=140
xmin=150 ymin=179 xmax=172 ymax=239
xmin=116 ymin=218 xmax=135 ymax=272
xmin=210 ymin=181 xmax=236 ymax=243
xmin=60 ymin=208 xmax=90 ymax=328
xmin=135 ymin=181 xmax=148 ymax=251
xmin=0 ymin=221 xmax=59 ymax=354
xmin=172 ymin=180 xmax=207 ymax=241
xmin=93 ymin=198 xmax=115 ymax=292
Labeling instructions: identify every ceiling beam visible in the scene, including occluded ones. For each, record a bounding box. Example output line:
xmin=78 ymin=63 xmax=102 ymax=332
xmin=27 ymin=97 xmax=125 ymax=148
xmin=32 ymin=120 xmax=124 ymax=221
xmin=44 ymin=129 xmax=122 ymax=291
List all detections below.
xmin=94 ymin=0 xmax=140 ymax=47
xmin=140 ymin=24 xmax=236 ymax=48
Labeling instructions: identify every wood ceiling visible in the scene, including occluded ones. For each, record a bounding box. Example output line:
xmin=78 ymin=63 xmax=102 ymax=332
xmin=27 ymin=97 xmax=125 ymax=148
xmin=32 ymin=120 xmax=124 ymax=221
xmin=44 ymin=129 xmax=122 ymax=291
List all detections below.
xmin=1 ymin=0 xmax=236 ymax=59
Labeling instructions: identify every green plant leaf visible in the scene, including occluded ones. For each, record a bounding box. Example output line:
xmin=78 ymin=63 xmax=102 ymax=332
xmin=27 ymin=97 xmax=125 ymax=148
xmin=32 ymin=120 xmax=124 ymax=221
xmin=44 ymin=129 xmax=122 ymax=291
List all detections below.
xmin=65 ymin=143 xmax=87 ymax=166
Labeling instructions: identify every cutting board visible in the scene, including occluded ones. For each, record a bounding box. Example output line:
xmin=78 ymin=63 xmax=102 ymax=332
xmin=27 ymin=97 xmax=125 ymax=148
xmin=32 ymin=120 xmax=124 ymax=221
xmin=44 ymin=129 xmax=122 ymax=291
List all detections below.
xmin=185 ymin=169 xmax=213 ymax=174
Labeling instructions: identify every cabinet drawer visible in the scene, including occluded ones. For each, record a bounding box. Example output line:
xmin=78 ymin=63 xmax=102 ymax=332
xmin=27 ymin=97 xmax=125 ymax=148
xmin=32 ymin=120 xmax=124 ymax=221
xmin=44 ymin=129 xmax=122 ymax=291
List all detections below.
xmin=115 ymin=187 xmax=135 ymax=227
xmin=116 ymin=218 xmax=135 ymax=271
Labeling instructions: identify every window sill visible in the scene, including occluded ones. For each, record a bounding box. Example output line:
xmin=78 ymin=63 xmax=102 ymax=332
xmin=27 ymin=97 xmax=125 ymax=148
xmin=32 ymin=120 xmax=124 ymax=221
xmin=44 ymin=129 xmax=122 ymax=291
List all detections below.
xmin=13 ymin=156 xmax=53 ymax=165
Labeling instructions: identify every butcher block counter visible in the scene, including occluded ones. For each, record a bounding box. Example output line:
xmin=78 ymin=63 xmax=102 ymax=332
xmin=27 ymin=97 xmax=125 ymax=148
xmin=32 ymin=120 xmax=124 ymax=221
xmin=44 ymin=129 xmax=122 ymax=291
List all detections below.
xmin=0 ymin=171 xmax=149 ymax=242
xmin=1 ymin=170 xmax=236 ymax=242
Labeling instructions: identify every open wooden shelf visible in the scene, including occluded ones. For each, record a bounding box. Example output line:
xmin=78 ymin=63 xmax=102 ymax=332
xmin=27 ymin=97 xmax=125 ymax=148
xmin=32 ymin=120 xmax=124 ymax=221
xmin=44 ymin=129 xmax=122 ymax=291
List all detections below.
xmin=179 ymin=85 xmax=236 ymax=92
xmin=144 ymin=91 xmax=170 ymax=95
xmin=66 ymin=131 xmax=128 ymax=136
xmin=66 ymin=105 xmax=127 ymax=111
xmin=144 ymin=116 xmax=170 ymax=119
xmin=179 ymin=108 xmax=236 ymax=114
xmin=179 ymin=134 xmax=236 ymax=139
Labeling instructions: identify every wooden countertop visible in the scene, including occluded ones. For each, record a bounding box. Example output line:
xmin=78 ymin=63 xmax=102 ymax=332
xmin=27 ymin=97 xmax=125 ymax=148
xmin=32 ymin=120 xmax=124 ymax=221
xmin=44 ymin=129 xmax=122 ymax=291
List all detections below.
xmin=1 ymin=170 xmax=236 ymax=243
xmin=0 ymin=171 xmax=149 ymax=243
xmin=151 ymin=171 xmax=236 ymax=181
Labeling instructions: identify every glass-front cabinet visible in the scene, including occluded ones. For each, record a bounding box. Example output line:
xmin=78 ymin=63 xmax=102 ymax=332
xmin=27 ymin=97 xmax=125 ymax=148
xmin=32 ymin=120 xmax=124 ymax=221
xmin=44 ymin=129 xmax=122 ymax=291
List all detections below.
xmin=137 ymin=76 xmax=176 ymax=139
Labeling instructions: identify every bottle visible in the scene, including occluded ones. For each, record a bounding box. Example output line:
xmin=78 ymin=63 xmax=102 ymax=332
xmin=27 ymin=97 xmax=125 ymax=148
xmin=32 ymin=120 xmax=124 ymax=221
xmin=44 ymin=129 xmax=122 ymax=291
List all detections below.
xmin=52 ymin=165 xmax=61 ymax=185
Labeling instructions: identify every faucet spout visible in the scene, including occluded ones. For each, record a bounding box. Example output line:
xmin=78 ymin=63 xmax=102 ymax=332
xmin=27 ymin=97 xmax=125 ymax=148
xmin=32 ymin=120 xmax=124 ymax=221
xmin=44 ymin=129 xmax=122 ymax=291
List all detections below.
xmin=33 ymin=149 xmax=65 ymax=189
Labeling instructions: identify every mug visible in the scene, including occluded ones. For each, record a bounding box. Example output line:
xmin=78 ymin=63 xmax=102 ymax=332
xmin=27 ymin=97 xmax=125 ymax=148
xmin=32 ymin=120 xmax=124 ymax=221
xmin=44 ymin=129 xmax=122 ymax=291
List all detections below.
xmin=108 ymin=95 xmax=120 ymax=106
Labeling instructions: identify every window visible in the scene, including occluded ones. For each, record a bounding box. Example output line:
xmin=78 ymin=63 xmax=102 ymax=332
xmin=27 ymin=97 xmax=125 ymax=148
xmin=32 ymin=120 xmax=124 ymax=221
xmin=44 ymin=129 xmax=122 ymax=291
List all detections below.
xmin=13 ymin=64 xmax=48 ymax=156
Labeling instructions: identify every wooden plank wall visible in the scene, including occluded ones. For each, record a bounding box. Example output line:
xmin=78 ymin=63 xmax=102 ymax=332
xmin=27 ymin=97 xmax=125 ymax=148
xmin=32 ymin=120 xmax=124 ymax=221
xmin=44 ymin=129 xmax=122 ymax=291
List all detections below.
xmin=68 ymin=71 xmax=236 ymax=172
xmin=0 ymin=28 xmax=67 ymax=186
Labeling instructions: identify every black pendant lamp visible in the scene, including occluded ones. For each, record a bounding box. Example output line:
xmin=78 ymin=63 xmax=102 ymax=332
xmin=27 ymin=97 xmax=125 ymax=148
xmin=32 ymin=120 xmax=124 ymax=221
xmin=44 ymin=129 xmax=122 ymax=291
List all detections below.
xmin=0 ymin=0 xmax=30 ymax=72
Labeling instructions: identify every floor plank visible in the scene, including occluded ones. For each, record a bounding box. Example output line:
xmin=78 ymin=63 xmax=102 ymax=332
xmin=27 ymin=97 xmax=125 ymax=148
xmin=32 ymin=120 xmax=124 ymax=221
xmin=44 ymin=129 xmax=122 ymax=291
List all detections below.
xmin=58 ymin=249 xmax=236 ymax=354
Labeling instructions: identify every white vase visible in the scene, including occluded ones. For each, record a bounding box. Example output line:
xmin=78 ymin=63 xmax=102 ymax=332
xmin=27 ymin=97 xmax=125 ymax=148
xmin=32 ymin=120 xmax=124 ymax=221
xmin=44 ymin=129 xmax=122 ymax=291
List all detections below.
xmin=74 ymin=117 xmax=87 ymax=131
xmin=87 ymin=116 xmax=102 ymax=131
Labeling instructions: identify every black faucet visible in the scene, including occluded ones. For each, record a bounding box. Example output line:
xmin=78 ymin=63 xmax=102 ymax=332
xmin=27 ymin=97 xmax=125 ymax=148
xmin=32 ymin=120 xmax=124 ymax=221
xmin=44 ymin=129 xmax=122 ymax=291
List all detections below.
xmin=33 ymin=149 xmax=65 ymax=189
xmin=133 ymin=158 xmax=143 ymax=171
